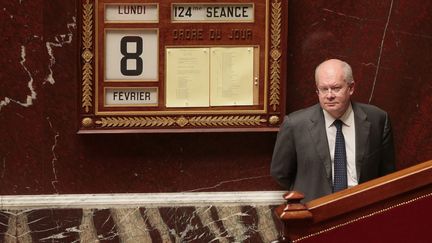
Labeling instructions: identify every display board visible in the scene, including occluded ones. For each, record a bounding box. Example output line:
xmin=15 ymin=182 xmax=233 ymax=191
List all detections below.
xmin=79 ymin=0 xmax=287 ymax=133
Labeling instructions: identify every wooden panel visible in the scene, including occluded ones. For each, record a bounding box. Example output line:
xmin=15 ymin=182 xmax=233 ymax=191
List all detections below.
xmin=78 ymin=0 xmax=288 ymax=133
xmin=274 ymin=160 xmax=432 ymax=242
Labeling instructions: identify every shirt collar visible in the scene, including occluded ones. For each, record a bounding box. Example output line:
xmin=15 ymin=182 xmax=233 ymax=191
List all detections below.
xmin=323 ymin=103 xmax=354 ymax=128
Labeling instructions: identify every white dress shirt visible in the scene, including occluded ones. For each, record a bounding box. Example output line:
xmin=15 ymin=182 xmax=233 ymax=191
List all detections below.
xmin=323 ymin=103 xmax=358 ymax=187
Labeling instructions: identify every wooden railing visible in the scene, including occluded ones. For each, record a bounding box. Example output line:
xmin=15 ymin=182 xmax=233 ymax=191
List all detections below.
xmin=272 ymin=160 xmax=432 ymax=243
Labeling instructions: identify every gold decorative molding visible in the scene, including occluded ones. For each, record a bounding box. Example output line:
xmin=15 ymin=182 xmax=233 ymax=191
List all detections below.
xmin=96 ymin=117 xmax=176 ymax=128
xmin=187 ymin=115 xmax=267 ymax=127
xmin=78 ymin=0 xmax=286 ymax=132
xmin=81 ymin=117 xmax=94 ymax=128
xmin=269 ymin=115 xmax=280 ymax=125
xmin=176 ymin=116 xmax=189 ymax=127
xmin=81 ymin=0 xmax=93 ymax=113
xmin=95 ymin=115 xmax=267 ymax=128
xmin=270 ymin=0 xmax=282 ymax=112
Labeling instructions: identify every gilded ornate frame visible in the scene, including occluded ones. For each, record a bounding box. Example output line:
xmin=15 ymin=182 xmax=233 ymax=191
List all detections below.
xmin=79 ymin=0 xmax=287 ymax=133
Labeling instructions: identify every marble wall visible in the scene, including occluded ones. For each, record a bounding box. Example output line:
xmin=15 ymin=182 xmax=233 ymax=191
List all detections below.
xmin=286 ymin=0 xmax=432 ymax=169
xmin=0 ymin=0 xmax=432 ymax=241
xmin=0 ymin=205 xmax=280 ymax=242
xmin=1 ymin=0 xmax=429 ymax=195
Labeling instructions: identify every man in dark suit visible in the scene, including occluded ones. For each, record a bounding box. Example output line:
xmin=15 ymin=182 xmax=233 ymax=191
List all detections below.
xmin=271 ymin=59 xmax=395 ymax=202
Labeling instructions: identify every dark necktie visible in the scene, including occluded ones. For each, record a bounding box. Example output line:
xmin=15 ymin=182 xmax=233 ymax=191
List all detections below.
xmin=333 ymin=119 xmax=348 ymax=192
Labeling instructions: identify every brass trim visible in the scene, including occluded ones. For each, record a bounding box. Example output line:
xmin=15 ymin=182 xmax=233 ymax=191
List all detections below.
xmin=81 ymin=0 xmax=94 ymax=113
xmin=263 ymin=0 xmax=269 ymax=114
xmin=95 ymin=109 xmax=266 ymax=116
xmin=269 ymin=115 xmax=279 ymax=125
xmin=96 ymin=116 xmax=176 ymax=128
xmin=81 ymin=0 xmax=280 ymax=131
xmin=95 ymin=115 xmax=267 ymax=128
xmin=187 ymin=115 xmax=266 ymax=127
xmin=81 ymin=117 xmax=94 ymax=127
xmin=269 ymin=0 xmax=281 ymax=112
xmin=95 ymin=0 xmax=99 ymax=114
xmin=293 ymin=192 xmax=432 ymax=242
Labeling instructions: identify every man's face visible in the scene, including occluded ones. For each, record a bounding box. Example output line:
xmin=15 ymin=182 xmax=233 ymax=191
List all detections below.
xmin=316 ymin=63 xmax=354 ymax=118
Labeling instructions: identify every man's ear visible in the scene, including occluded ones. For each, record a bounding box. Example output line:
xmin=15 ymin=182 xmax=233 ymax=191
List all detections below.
xmin=349 ymin=81 xmax=355 ymax=95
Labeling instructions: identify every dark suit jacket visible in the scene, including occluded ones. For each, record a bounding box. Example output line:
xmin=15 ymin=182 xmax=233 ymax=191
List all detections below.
xmin=270 ymin=102 xmax=395 ymax=202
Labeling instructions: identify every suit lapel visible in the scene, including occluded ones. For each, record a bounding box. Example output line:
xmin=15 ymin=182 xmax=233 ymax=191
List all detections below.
xmin=353 ymin=103 xmax=371 ymax=181
xmin=308 ymin=105 xmax=332 ymax=181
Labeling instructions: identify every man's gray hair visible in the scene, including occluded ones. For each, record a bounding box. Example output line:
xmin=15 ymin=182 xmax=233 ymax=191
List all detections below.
xmin=341 ymin=61 xmax=354 ymax=84
xmin=315 ymin=59 xmax=354 ymax=85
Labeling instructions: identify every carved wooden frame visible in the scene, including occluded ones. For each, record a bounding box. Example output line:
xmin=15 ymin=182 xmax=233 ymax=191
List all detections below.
xmin=78 ymin=0 xmax=287 ymax=133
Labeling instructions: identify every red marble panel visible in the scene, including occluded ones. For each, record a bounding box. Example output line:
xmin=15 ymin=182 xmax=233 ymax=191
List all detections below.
xmin=209 ymin=205 xmax=234 ymax=241
xmin=241 ymin=205 xmax=265 ymax=242
xmin=139 ymin=208 xmax=164 ymax=242
xmin=92 ymin=209 xmax=120 ymax=242
xmin=0 ymin=205 xmax=278 ymax=242
xmin=158 ymin=206 xmax=215 ymax=242
xmin=0 ymin=0 xmax=431 ymax=195
xmin=0 ymin=211 xmax=9 ymax=239
xmin=26 ymin=209 xmax=82 ymax=242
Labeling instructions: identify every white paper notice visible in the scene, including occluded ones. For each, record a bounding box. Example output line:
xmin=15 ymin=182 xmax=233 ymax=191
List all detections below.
xmin=210 ymin=47 xmax=254 ymax=106
xmin=166 ymin=48 xmax=210 ymax=107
